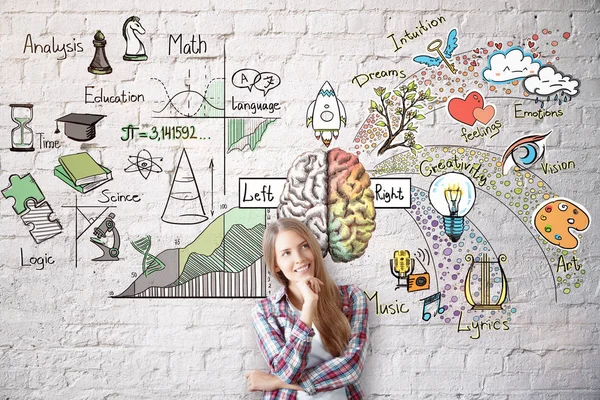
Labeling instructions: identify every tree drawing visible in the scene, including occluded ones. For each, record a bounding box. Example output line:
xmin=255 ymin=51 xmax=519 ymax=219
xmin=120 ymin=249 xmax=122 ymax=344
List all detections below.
xmin=370 ymin=82 xmax=435 ymax=156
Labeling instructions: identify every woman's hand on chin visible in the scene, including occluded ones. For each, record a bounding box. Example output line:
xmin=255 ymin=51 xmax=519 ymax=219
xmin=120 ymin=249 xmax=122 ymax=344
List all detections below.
xmin=296 ymin=276 xmax=323 ymax=305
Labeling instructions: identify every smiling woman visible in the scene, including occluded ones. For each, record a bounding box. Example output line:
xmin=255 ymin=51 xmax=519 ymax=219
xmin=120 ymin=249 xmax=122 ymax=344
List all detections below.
xmin=245 ymin=218 xmax=368 ymax=399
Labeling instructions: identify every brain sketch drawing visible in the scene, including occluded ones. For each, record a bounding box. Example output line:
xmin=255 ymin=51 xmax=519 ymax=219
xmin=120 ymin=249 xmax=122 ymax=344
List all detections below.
xmin=278 ymin=148 xmax=376 ymax=262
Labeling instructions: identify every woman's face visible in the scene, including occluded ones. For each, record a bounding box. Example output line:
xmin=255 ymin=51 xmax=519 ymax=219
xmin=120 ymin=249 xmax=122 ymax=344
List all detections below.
xmin=274 ymin=229 xmax=316 ymax=283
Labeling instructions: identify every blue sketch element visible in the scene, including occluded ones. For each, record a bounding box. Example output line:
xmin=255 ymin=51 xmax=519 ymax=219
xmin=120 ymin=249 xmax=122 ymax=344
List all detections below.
xmin=319 ymin=88 xmax=336 ymax=97
xmin=500 ymin=131 xmax=551 ymax=175
xmin=520 ymin=144 xmax=538 ymax=164
xmin=482 ymin=47 xmax=543 ymax=83
xmin=413 ymin=29 xmax=458 ymax=67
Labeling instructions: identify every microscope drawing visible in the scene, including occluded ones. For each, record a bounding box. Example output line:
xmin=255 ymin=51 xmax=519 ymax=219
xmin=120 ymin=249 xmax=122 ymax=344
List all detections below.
xmin=90 ymin=213 xmax=120 ymax=261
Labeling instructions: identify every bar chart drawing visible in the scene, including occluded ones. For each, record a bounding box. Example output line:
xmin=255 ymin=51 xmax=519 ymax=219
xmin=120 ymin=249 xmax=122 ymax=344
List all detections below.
xmin=115 ymin=207 xmax=267 ymax=298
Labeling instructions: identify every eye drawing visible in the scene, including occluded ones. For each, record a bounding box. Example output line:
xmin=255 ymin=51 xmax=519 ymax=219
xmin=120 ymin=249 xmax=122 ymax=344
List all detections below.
xmin=501 ymin=130 xmax=551 ymax=175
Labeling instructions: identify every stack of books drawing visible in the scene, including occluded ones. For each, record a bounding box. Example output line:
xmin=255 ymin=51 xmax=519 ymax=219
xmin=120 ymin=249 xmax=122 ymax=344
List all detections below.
xmin=54 ymin=152 xmax=112 ymax=193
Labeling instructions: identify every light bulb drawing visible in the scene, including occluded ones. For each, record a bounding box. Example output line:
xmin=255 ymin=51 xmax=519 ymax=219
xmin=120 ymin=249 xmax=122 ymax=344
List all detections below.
xmin=428 ymin=172 xmax=476 ymax=242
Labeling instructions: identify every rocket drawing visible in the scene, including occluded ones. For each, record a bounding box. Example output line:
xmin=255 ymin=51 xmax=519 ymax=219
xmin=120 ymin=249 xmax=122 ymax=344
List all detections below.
xmin=306 ymin=81 xmax=347 ymax=147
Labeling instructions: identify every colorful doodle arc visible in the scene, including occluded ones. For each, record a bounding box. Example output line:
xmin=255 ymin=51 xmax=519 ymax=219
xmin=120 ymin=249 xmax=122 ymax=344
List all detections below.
xmin=372 ymin=145 xmax=589 ymax=301
xmin=406 ymin=185 xmax=515 ymax=326
xmin=348 ymin=27 xmax=590 ymax=328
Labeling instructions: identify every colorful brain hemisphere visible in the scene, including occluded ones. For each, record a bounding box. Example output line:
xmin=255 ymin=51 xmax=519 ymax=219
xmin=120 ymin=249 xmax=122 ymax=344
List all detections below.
xmin=278 ymin=148 xmax=376 ymax=262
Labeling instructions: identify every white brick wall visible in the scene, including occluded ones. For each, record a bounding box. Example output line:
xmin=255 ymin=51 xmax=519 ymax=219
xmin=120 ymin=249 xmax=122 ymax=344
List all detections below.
xmin=1 ymin=0 xmax=599 ymax=399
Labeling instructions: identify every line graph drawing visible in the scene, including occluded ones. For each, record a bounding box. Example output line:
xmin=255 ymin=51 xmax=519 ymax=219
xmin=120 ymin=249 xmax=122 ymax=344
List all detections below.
xmin=227 ymin=118 xmax=276 ymax=153
xmin=152 ymin=75 xmax=225 ymax=118
xmin=149 ymin=47 xmax=283 ymax=195
xmin=115 ymin=207 xmax=267 ymax=298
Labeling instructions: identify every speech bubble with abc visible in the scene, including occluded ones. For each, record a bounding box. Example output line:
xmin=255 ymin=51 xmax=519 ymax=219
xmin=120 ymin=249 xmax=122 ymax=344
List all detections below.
xmin=232 ymin=69 xmax=261 ymax=91
xmin=253 ymin=72 xmax=281 ymax=96
xmin=232 ymin=69 xmax=280 ymax=96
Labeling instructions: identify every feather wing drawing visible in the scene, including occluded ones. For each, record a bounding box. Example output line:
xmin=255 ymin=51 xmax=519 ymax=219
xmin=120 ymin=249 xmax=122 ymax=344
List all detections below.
xmin=413 ymin=55 xmax=442 ymax=67
xmin=413 ymin=29 xmax=459 ymax=67
xmin=443 ymin=29 xmax=458 ymax=58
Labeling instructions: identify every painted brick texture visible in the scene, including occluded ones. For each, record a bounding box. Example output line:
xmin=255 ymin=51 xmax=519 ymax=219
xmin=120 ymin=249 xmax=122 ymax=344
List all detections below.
xmin=0 ymin=1 xmax=599 ymax=399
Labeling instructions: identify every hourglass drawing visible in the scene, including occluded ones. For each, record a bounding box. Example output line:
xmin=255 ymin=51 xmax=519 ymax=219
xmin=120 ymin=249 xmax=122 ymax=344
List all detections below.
xmin=10 ymin=104 xmax=34 ymax=152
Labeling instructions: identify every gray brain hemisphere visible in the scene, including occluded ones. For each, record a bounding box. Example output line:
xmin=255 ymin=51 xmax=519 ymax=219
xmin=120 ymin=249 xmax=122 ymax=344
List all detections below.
xmin=278 ymin=150 xmax=329 ymax=256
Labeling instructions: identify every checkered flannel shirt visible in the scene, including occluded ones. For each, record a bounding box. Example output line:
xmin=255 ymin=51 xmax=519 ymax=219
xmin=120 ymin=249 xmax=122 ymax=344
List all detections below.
xmin=252 ymin=284 xmax=368 ymax=399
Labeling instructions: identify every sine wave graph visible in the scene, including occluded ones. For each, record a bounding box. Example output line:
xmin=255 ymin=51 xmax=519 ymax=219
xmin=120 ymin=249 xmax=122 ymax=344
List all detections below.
xmin=152 ymin=77 xmax=225 ymax=118
xmin=115 ymin=207 xmax=267 ymax=298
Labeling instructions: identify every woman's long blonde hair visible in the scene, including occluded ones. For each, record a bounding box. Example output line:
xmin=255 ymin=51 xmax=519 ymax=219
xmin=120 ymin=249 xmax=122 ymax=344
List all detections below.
xmin=263 ymin=218 xmax=351 ymax=357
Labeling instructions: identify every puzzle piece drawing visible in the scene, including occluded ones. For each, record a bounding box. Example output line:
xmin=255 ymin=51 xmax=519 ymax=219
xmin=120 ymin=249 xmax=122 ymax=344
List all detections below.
xmin=21 ymin=199 xmax=63 ymax=244
xmin=2 ymin=174 xmax=46 ymax=215
xmin=2 ymin=173 xmax=62 ymax=244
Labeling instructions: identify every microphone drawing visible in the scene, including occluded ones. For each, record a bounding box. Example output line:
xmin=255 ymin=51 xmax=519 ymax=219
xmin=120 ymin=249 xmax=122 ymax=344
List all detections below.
xmin=390 ymin=250 xmax=414 ymax=290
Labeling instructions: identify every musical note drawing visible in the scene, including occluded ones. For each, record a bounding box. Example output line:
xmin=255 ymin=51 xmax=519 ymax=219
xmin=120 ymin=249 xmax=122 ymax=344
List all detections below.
xmin=413 ymin=29 xmax=458 ymax=74
xmin=421 ymin=292 xmax=445 ymax=321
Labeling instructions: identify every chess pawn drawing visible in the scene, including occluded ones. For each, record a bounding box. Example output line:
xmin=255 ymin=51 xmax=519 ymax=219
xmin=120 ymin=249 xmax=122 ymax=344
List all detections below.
xmin=122 ymin=16 xmax=148 ymax=61
xmin=88 ymin=30 xmax=112 ymax=75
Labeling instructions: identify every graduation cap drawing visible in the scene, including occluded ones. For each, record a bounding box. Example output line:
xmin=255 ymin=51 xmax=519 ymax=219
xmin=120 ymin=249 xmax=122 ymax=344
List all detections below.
xmin=55 ymin=113 xmax=106 ymax=141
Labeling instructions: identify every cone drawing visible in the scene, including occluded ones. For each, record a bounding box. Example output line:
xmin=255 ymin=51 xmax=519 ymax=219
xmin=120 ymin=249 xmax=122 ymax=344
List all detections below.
xmin=161 ymin=149 xmax=208 ymax=225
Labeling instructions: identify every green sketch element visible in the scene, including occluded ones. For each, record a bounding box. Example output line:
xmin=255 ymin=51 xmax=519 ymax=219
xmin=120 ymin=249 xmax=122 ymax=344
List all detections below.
xmin=197 ymin=79 xmax=224 ymax=117
xmin=227 ymin=118 xmax=275 ymax=152
xmin=354 ymin=83 xmax=435 ymax=156
xmin=1 ymin=174 xmax=62 ymax=244
xmin=2 ymin=174 xmax=45 ymax=215
xmin=116 ymin=207 xmax=266 ymax=298
xmin=172 ymin=221 xmax=264 ymax=286
xmin=152 ymin=78 xmax=224 ymax=118
xmin=131 ymin=236 xmax=165 ymax=276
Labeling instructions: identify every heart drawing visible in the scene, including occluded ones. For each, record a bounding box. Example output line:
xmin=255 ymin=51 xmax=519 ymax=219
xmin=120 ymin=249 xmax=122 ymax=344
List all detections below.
xmin=447 ymin=91 xmax=496 ymax=126
xmin=473 ymin=106 xmax=495 ymax=125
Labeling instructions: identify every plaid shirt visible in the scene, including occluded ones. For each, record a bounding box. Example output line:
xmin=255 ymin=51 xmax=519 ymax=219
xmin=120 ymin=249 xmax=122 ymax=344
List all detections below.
xmin=252 ymin=284 xmax=368 ymax=399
